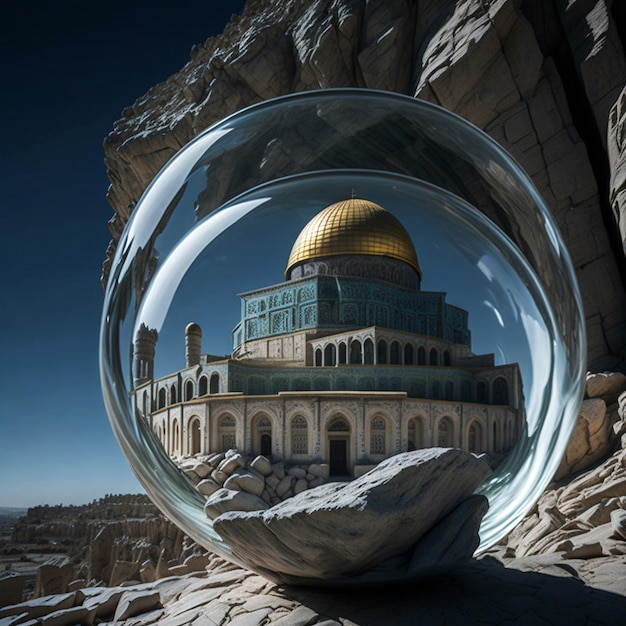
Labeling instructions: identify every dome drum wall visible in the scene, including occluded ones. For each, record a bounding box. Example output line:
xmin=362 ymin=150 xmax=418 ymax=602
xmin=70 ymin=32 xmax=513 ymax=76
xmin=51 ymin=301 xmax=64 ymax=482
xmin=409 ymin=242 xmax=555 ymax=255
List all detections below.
xmin=289 ymin=255 xmax=420 ymax=290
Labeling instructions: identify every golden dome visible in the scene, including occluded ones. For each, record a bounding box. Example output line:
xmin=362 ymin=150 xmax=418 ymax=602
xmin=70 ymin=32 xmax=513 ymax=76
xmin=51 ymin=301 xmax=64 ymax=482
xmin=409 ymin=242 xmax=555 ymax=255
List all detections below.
xmin=285 ymin=197 xmax=421 ymax=279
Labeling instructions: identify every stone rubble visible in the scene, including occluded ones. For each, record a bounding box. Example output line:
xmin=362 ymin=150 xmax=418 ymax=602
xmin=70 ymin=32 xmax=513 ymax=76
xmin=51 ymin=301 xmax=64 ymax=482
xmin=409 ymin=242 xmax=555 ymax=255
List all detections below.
xmin=173 ymin=450 xmax=329 ymax=514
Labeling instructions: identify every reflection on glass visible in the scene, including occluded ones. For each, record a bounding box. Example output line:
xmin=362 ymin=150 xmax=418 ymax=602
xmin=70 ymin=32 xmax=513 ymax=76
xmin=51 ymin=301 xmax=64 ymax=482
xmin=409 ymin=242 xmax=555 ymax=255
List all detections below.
xmin=100 ymin=90 xmax=586 ymax=585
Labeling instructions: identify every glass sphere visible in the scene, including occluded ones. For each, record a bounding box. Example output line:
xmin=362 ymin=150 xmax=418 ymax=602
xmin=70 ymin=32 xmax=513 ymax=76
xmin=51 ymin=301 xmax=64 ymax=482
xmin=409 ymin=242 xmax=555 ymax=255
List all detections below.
xmin=100 ymin=89 xmax=586 ymax=584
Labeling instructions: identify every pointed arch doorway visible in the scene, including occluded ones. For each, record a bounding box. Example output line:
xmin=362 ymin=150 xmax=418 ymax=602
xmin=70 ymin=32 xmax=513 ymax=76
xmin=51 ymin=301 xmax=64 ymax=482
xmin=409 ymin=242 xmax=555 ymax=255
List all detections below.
xmin=327 ymin=417 xmax=351 ymax=476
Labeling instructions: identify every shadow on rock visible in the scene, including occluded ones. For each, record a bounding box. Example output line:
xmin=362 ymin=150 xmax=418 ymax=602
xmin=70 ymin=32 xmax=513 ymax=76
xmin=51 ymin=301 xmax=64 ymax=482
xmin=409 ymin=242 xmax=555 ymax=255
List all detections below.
xmin=279 ymin=557 xmax=626 ymax=625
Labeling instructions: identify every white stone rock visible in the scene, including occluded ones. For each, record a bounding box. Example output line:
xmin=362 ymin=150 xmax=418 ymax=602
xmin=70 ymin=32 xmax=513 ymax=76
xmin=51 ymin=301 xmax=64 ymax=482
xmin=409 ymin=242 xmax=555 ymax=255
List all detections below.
xmin=586 ymin=372 xmax=626 ymax=403
xmin=308 ymin=464 xmax=329 ymax=479
xmin=204 ymin=488 xmax=269 ymax=521
xmin=286 ymin=467 xmax=307 ymax=479
xmin=224 ymin=470 xmax=265 ymax=497
xmin=275 ymin=475 xmax=296 ymax=498
xmin=113 ymin=590 xmax=162 ymax=622
xmin=294 ymin=478 xmax=308 ymax=495
xmin=211 ymin=469 xmax=228 ymax=486
xmin=272 ymin=463 xmax=285 ymax=479
xmin=196 ymin=478 xmax=221 ymax=497
xmin=250 ymin=455 xmax=273 ymax=476
xmin=218 ymin=453 xmax=246 ymax=475
xmin=611 ymin=509 xmax=626 ymax=541
xmin=213 ymin=448 xmax=491 ymax=582
xmin=192 ymin=462 xmax=212 ymax=479
xmin=265 ymin=474 xmax=280 ymax=491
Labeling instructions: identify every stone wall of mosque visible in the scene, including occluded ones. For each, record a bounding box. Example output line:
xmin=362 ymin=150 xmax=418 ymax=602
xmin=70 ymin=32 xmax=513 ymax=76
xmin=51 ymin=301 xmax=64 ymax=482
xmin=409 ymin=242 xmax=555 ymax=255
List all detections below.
xmin=149 ymin=392 xmax=521 ymax=472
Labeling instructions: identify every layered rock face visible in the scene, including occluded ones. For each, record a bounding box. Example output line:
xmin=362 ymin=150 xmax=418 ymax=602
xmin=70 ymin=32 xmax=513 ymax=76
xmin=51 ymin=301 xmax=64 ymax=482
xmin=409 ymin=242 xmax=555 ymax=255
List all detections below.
xmin=102 ymin=0 xmax=626 ymax=371
xmin=9 ymin=495 xmax=209 ymax=594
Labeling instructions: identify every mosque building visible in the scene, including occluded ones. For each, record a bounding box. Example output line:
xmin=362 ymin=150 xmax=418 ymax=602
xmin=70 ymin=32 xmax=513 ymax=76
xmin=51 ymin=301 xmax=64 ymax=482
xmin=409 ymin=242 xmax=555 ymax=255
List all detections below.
xmin=133 ymin=197 xmax=525 ymax=476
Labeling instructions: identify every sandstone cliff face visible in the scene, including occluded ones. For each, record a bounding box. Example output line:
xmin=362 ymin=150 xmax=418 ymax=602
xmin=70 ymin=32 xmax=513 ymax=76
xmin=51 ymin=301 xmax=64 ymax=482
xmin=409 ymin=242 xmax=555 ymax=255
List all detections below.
xmin=10 ymin=496 xmax=204 ymax=591
xmin=102 ymin=0 xmax=626 ymax=371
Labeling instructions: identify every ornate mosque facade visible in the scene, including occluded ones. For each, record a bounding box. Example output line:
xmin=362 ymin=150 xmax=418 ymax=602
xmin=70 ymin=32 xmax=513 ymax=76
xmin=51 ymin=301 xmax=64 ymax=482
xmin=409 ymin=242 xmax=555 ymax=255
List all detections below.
xmin=133 ymin=197 xmax=525 ymax=476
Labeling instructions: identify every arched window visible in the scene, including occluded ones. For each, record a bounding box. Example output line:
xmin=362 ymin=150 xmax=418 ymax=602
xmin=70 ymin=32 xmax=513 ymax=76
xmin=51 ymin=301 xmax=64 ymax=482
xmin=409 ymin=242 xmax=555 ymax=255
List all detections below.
xmin=477 ymin=381 xmax=488 ymax=403
xmin=218 ymin=415 xmax=236 ymax=451
xmin=170 ymin=384 xmax=177 ymax=404
xmin=369 ymin=416 xmax=387 ymax=455
xmin=291 ymin=415 xmax=308 ymax=455
xmin=417 ymin=346 xmax=426 ymax=365
xmin=172 ymin=419 xmax=180 ymax=454
xmin=445 ymin=381 xmax=454 ymax=400
xmin=324 ymin=343 xmax=336 ymax=366
xmin=492 ymin=377 xmax=509 ymax=405
xmin=363 ymin=338 xmax=374 ymax=364
xmin=158 ymin=388 xmax=166 ymax=409
xmin=437 ymin=417 xmax=453 ymax=447
xmin=429 ymin=348 xmax=438 ymax=365
xmin=404 ymin=343 xmax=414 ymax=365
xmin=492 ymin=421 xmax=499 ymax=452
xmin=189 ymin=418 xmax=201 ymax=455
xmin=198 ymin=375 xmax=208 ymax=396
xmin=315 ymin=348 xmax=322 ymax=367
xmin=377 ymin=340 xmax=388 ymax=364
xmin=408 ymin=417 xmax=423 ymax=450
xmin=390 ymin=341 xmax=400 ymax=365
xmin=142 ymin=391 xmax=148 ymax=416
xmin=210 ymin=373 xmax=219 ymax=394
xmin=443 ymin=351 xmax=451 ymax=366
xmin=338 ymin=342 xmax=347 ymax=364
xmin=468 ymin=421 xmax=482 ymax=452
xmin=350 ymin=341 xmax=362 ymax=364
xmin=185 ymin=380 xmax=194 ymax=401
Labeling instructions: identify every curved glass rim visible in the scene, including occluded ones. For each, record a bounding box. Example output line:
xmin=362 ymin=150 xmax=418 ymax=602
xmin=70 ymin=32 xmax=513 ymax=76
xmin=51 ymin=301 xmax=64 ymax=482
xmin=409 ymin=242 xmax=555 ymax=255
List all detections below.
xmin=100 ymin=89 xmax=587 ymax=584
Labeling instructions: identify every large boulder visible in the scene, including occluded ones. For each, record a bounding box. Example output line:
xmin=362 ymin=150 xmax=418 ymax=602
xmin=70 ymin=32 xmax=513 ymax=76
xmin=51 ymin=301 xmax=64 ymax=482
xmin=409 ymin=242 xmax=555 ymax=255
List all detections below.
xmin=213 ymin=448 xmax=491 ymax=583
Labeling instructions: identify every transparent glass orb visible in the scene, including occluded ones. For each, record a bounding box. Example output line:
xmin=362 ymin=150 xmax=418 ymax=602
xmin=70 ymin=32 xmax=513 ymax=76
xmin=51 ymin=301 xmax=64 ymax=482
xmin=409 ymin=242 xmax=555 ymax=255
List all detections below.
xmin=100 ymin=89 xmax=586 ymax=583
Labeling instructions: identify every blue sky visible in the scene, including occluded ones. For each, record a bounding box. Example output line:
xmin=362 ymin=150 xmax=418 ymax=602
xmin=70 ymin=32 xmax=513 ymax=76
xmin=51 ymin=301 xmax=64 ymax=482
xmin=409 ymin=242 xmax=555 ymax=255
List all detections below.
xmin=0 ymin=0 xmax=246 ymax=507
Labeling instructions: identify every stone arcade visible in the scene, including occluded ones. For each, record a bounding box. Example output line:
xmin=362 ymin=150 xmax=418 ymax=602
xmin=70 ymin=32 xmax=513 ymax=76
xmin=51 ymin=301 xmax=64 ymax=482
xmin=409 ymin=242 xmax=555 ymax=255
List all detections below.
xmin=132 ymin=197 xmax=525 ymax=476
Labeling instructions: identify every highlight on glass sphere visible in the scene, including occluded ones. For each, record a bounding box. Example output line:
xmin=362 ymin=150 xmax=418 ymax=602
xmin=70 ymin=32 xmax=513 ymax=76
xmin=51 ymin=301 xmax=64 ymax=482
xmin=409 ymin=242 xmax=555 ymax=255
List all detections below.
xmin=100 ymin=89 xmax=586 ymax=586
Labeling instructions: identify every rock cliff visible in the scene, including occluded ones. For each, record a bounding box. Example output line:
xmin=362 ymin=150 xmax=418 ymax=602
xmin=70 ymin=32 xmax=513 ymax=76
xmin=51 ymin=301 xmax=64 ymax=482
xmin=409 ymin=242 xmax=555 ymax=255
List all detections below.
xmin=8 ymin=495 xmax=209 ymax=594
xmin=102 ymin=0 xmax=626 ymax=371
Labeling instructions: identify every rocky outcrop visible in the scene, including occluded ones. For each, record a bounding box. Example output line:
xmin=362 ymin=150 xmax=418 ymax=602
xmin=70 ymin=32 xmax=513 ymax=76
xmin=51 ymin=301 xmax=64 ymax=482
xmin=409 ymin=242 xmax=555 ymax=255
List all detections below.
xmin=9 ymin=495 xmax=211 ymax=594
xmin=492 ymin=388 xmax=626 ymax=572
xmin=554 ymin=371 xmax=625 ymax=480
xmin=1 ymin=552 xmax=625 ymax=625
xmin=102 ymin=0 xmax=626 ymax=371
xmin=609 ymin=85 xmax=626 ymax=252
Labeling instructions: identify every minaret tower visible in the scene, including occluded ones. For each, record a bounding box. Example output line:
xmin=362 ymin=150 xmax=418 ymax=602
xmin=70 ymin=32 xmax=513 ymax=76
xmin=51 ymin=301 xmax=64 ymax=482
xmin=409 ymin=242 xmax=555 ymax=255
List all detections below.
xmin=185 ymin=322 xmax=202 ymax=367
xmin=133 ymin=324 xmax=158 ymax=387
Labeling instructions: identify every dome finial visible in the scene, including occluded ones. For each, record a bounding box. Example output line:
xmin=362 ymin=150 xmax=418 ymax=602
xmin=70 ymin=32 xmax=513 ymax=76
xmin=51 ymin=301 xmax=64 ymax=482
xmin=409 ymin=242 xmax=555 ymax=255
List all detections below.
xmin=351 ymin=188 xmax=357 ymax=199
